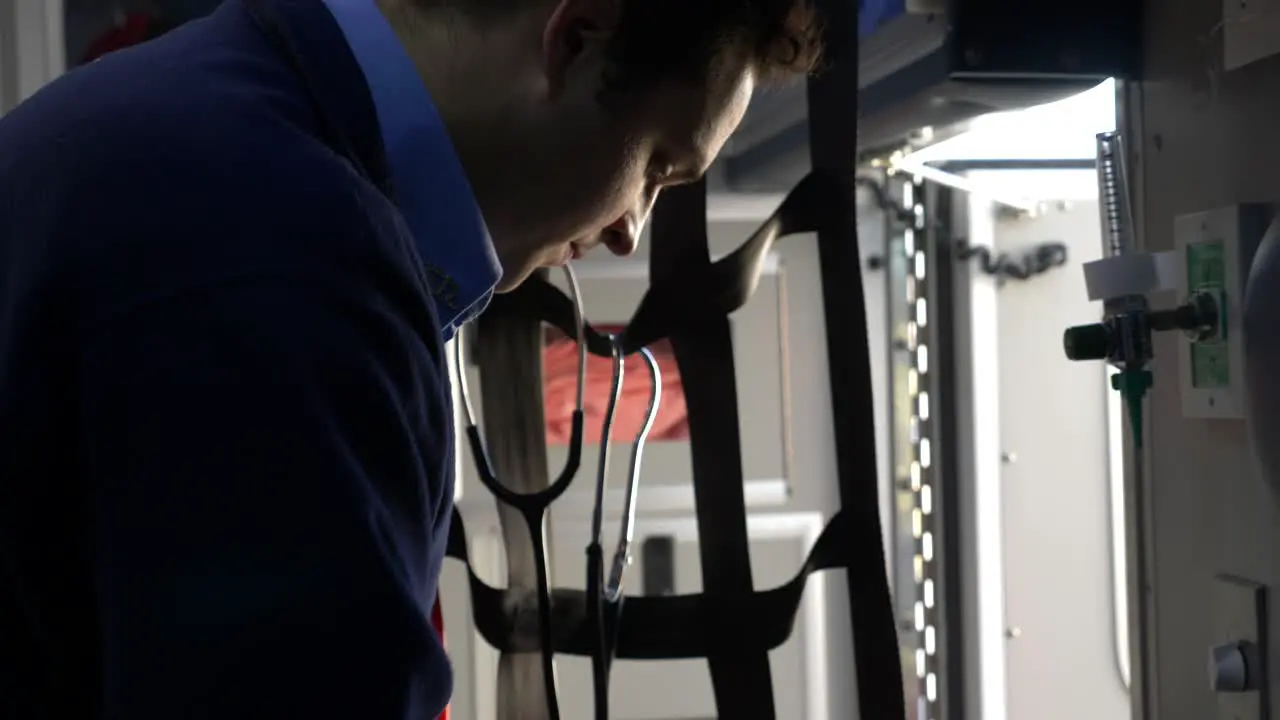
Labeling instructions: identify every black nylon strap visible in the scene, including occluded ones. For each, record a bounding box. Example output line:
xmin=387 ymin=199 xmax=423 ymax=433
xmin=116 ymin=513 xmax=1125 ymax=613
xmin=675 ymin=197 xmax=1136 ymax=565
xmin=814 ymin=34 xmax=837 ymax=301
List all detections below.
xmin=457 ymin=169 xmax=903 ymax=718
xmin=483 ymin=171 xmax=838 ymax=359
xmin=648 ymin=180 xmax=777 ymax=717
xmin=446 ymin=507 xmax=849 ymax=657
xmin=806 ymin=0 xmax=908 ymax=713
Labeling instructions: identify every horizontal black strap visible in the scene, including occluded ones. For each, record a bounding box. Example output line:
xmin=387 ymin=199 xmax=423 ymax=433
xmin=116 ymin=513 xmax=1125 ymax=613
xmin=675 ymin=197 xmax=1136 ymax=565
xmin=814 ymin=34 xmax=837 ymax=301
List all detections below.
xmin=446 ymin=505 xmax=849 ymax=659
xmin=483 ymin=278 xmax=616 ymax=357
xmin=482 ymin=170 xmax=854 ymax=358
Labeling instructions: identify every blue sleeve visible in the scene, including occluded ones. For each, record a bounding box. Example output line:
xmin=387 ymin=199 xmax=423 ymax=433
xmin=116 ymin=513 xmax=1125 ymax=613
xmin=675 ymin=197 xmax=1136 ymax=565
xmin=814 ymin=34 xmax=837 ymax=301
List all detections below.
xmin=79 ymin=267 xmax=453 ymax=718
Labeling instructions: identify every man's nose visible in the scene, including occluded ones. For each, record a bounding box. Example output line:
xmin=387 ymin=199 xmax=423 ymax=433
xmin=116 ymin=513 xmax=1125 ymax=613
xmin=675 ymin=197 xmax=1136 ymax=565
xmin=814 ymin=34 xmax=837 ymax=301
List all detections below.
xmin=601 ymin=215 xmax=639 ymax=257
xmin=603 ymin=194 xmax=659 ymax=257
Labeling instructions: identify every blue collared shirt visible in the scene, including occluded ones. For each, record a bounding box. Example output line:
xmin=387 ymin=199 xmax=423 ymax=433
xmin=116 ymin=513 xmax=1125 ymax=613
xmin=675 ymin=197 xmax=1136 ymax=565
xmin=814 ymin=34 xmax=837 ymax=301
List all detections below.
xmin=321 ymin=0 xmax=502 ymax=340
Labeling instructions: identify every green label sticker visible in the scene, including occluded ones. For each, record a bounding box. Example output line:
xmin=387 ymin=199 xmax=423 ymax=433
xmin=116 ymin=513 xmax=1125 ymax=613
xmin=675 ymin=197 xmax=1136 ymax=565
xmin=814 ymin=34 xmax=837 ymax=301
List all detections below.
xmin=1186 ymin=240 xmax=1225 ymax=290
xmin=1191 ymin=342 xmax=1230 ymax=389
xmin=1186 ymin=240 xmax=1230 ymax=389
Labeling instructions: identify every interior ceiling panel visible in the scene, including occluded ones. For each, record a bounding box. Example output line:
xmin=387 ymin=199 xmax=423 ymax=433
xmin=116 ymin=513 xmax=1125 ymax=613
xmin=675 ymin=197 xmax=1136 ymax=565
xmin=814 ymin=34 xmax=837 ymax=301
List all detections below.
xmin=717 ymin=0 xmax=1142 ymax=194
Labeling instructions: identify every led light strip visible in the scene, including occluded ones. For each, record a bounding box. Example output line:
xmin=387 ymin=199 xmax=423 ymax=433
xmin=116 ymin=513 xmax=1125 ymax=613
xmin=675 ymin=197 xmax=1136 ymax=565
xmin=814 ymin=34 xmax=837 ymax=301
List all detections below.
xmin=901 ymin=176 xmax=941 ymax=720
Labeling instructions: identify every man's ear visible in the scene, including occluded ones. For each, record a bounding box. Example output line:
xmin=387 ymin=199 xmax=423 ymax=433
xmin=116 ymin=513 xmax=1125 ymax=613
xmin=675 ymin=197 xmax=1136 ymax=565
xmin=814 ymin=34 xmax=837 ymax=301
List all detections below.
xmin=542 ymin=0 xmax=621 ymax=98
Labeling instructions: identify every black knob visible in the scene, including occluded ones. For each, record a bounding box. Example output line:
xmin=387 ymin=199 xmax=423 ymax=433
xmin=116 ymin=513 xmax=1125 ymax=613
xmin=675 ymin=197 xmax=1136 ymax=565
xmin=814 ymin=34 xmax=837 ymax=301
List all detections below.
xmin=1064 ymin=323 xmax=1112 ymax=361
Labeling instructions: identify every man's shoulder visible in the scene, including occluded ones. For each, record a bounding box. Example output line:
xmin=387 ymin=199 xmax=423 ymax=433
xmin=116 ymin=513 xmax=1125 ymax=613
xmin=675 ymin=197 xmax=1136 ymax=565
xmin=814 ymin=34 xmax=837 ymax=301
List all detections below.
xmin=0 ymin=40 xmax=376 ymax=232
xmin=0 ymin=51 xmax=413 ymax=325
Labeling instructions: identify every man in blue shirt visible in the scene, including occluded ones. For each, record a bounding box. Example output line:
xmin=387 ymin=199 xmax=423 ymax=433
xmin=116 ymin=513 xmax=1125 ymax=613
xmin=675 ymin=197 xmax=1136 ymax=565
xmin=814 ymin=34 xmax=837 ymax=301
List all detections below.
xmin=0 ymin=0 xmax=821 ymax=717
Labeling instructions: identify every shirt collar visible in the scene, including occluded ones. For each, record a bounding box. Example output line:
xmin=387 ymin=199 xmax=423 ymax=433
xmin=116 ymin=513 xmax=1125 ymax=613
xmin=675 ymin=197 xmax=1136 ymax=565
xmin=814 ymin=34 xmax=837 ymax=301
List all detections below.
xmin=320 ymin=0 xmax=502 ymax=340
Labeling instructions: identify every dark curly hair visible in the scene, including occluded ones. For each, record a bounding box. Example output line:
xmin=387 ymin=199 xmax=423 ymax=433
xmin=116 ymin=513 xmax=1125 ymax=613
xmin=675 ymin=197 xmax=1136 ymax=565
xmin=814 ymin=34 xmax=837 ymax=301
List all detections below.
xmin=604 ymin=0 xmax=823 ymax=89
xmin=420 ymin=0 xmax=823 ymax=92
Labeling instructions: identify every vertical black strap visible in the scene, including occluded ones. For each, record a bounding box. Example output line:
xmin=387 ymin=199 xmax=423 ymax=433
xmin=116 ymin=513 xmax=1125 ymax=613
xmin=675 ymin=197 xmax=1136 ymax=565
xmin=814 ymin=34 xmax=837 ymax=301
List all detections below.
xmin=649 ymin=180 xmax=778 ymax=717
xmin=806 ymin=0 xmax=907 ymax=717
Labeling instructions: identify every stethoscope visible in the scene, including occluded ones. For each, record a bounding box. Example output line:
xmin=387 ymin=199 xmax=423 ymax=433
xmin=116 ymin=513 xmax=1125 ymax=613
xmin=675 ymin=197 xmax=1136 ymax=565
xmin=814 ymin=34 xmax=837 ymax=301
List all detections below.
xmin=241 ymin=2 xmax=664 ymax=712
xmin=453 ymin=267 xmax=663 ymax=720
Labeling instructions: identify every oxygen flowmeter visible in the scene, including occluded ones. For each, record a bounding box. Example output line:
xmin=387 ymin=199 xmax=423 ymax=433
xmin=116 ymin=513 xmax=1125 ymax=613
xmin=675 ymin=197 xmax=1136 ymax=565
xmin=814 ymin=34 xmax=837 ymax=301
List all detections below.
xmin=1063 ymin=133 xmax=1266 ymax=443
xmin=1059 ymin=131 xmax=1221 ymax=450
xmin=1063 ymin=131 xmax=1277 ymax=719
xmin=1066 ymin=202 xmax=1270 ymax=426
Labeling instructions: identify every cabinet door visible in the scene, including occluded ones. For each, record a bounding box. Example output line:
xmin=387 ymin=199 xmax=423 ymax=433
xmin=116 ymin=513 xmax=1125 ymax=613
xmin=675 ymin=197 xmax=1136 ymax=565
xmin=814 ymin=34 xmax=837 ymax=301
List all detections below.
xmin=993 ymin=201 xmax=1130 ymax=720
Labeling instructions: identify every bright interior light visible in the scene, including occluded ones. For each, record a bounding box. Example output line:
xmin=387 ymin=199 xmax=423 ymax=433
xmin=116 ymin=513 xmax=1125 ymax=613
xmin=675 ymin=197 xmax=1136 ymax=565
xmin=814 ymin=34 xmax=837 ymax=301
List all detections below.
xmin=903 ymin=79 xmax=1117 ymax=164
xmin=891 ymin=79 xmax=1118 ymax=206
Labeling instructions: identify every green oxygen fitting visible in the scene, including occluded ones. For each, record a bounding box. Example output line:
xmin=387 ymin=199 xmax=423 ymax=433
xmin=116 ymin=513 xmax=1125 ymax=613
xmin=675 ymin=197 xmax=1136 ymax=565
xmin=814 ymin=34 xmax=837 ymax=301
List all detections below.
xmin=1111 ymin=367 xmax=1153 ymax=449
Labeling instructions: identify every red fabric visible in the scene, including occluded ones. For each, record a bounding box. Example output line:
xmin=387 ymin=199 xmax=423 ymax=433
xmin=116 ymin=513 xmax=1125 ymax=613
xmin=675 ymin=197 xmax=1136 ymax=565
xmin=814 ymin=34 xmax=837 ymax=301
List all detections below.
xmin=543 ymin=325 xmax=689 ymax=445
xmin=81 ymin=12 xmax=156 ymax=65
xmin=431 ymin=595 xmax=448 ymax=720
